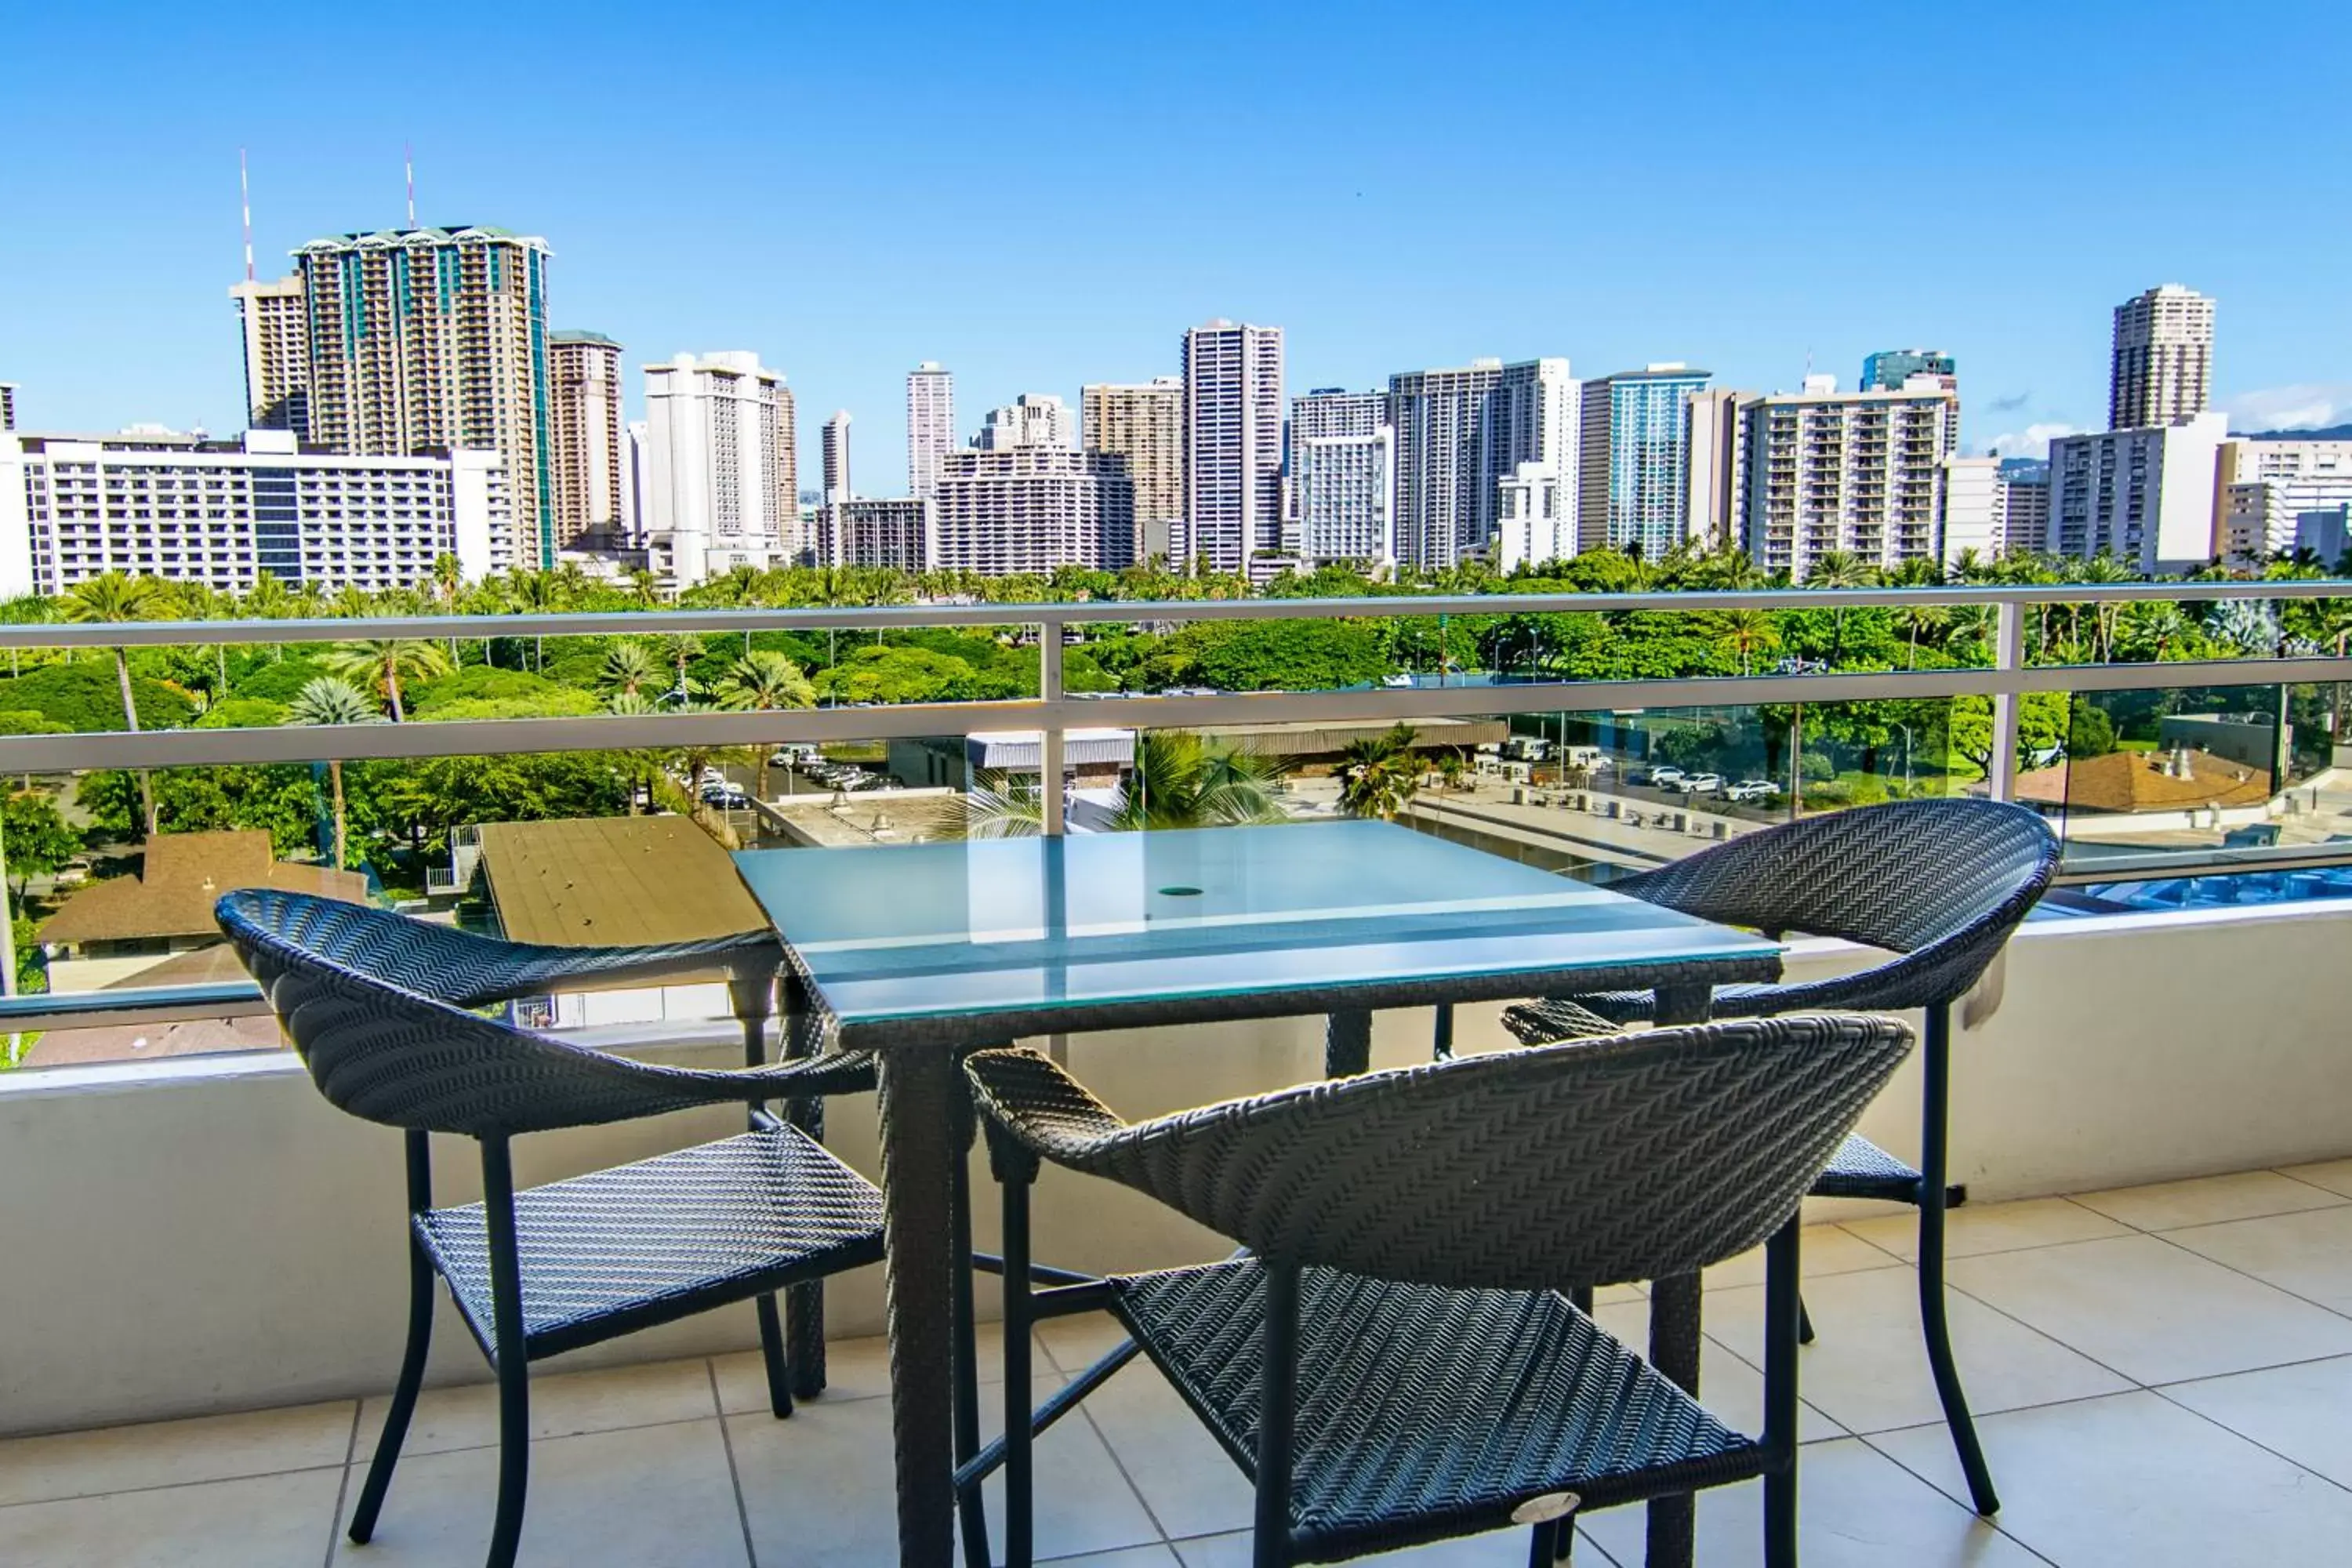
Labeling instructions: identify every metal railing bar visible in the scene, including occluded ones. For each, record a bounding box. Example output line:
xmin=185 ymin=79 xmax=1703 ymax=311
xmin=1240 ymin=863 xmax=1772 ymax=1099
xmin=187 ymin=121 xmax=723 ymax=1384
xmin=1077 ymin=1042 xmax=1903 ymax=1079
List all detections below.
xmin=0 ymin=981 xmax=270 ymax=1032
xmin=2051 ymin=843 xmax=2352 ymax=885
xmin=4 ymin=579 xmax=2350 ymax=650
xmin=2 ymin=656 xmax=2344 ymax=772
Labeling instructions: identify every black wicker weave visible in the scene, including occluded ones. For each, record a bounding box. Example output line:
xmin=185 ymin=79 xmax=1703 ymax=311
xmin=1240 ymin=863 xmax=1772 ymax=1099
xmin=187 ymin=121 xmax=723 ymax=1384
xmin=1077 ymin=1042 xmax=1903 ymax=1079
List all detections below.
xmin=1497 ymin=797 xmax=2059 ymax=1519
xmin=968 ymin=1014 xmax=1914 ymax=1566
xmin=216 ymin=889 xmax=884 ymax=1568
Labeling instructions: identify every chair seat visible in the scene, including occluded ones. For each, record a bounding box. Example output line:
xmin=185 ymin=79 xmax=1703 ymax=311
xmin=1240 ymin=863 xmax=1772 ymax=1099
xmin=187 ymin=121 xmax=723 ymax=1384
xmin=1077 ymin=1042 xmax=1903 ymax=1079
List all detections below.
xmin=416 ymin=1127 xmax=885 ymax=1363
xmin=1108 ymin=1259 xmax=1763 ymax=1559
xmin=1810 ymin=1131 xmax=1922 ymax=1203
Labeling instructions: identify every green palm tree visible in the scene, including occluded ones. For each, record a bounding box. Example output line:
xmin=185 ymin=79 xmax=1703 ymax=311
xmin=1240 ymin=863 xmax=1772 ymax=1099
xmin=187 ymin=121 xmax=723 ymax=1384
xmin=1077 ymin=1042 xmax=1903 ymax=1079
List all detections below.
xmin=1894 ymin=601 xmax=1951 ymax=669
xmin=286 ymin=677 xmax=383 ymax=869
xmin=1719 ymin=608 xmax=1780 ymax=676
xmin=1335 ymin=723 xmax=1423 ymax=820
xmin=652 ymin=633 xmax=705 ymax=699
xmin=1806 ymin=551 xmax=1875 ymax=667
xmin=712 ymin=651 xmax=817 ymax=802
xmin=600 ymin=640 xmax=664 ymax=699
xmin=60 ymin=572 xmax=162 ymax=834
xmin=325 ymin=637 xmax=452 ymax=721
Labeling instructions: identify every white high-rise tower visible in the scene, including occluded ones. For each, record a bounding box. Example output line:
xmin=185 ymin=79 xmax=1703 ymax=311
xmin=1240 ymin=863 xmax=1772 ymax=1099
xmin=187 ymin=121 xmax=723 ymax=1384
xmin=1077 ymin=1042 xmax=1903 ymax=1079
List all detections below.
xmin=906 ymin=363 xmax=953 ymax=499
xmin=1179 ymin=320 xmax=1284 ymax=578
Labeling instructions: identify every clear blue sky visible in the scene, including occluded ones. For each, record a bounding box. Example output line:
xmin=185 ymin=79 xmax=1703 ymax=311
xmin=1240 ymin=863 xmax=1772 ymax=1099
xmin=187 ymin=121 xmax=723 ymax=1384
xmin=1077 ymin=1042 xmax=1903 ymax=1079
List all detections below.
xmin=6 ymin=1 xmax=2347 ymax=492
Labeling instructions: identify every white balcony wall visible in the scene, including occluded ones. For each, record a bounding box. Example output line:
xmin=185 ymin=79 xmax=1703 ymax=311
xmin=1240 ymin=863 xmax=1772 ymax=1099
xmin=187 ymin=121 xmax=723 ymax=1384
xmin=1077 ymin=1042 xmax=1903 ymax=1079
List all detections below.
xmin=4 ymin=900 xmax=2351 ymax=1438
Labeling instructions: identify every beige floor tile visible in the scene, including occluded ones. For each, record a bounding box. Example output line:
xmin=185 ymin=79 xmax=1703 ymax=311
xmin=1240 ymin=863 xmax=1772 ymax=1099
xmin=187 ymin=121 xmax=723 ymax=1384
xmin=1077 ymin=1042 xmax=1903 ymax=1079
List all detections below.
xmin=1592 ymin=1300 xmax=1847 ymax=1443
xmin=731 ymin=1374 xmax=1158 ymax=1566
xmin=1576 ymin=1437 xmax=2043 ymax=1567
xmin=1871 ymin=1388 xmax=2352 ymax=1566
xmin=1174 ymin=1526 xmax=1589 ymax=1563
xmin=1073 ymin=1357 xmax=1258 ymax=1543
xmin=2161 ymin=1355 xmax=2352 ymax=1490
xmin=713 ymin=1322 xmax=1015 ymax=1414
xmin=2278 ymin=1156 xmax=2352 ymax=1200
xmin=0 ymin=1399 xmax=355 ymax=1507
xmin=1700 ymin=1223 xmax=1901 ymax=1290
xmin=332 ymin=1417 xmax=745 ymax=1566
xmin=2071 ymin=1169 xmax=2347 ymax=1231
xmin=1948 ymin=1234 xmax=2352 ymax=1385
xmin=357 ymin=1356 xmax=717 ymax=1459
xmin=1699 ymin=1264 xmax=2130 ymax=1434
xmin=1839 ymin=1195 xmax=2131 ymax=1261
xmin=1042 ymin=1547 xmax=1183 ymax=1566
xmin=0 ymin=1468 xmax=345 ymax=1568
xmin=2162 ymin=1203 xmax=2352 ymax=1316
xmin=1039 ymin=1309 xmax=1137 ymax=1374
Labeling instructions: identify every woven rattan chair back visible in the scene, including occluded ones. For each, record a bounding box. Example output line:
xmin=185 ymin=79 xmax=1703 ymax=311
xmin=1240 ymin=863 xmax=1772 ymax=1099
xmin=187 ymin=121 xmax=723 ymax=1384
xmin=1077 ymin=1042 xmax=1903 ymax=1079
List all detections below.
xmin=220 ymin=889 xmax=789 ymax=1138
xmin=967 ymin=1014 xmax=1910 ymax=1291
xmin=1611 ymin=798 xmax=2057 ymax=1010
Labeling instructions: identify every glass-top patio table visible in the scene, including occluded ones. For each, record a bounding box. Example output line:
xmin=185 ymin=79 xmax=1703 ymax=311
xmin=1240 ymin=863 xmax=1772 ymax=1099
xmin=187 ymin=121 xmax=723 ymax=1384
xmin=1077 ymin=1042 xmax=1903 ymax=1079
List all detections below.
xmin=733 ymin=819 xmax=1784 ymax=1567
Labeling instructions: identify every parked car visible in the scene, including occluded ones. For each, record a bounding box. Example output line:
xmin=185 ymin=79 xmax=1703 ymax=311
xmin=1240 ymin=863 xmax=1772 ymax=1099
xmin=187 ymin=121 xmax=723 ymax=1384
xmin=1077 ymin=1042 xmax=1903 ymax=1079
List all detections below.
xmin=1679 ymin=772 xmax=1726 ymax=796
xmin=1723 ymin=779 xmax=1782 ymax=804
xmin=1646 ymin=766 xmax=1686 ymax=789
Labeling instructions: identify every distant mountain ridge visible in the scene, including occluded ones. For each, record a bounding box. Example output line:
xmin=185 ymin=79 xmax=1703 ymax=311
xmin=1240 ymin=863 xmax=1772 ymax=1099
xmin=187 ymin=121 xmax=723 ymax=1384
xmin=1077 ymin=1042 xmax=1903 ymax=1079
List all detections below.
xmin=2241 ymin=423 xmax=2352 ymax=441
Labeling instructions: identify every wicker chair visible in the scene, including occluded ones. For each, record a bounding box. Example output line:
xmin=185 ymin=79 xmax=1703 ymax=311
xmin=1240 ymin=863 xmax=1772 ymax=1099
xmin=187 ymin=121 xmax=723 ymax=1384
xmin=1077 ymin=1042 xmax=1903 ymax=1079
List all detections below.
xmin=968 ymin=1015 xmax=1914 ymax=1568
xmin=216 ymin=889 xmax=887 ymax=1568
xmin=1500 ymin=797 xmax=2060 ymax=1517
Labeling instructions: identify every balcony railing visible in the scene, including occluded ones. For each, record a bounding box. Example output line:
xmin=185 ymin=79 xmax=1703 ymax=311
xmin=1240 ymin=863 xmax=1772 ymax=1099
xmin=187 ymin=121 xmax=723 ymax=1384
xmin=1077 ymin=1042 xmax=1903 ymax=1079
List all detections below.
xmin=1 ymin=578 xmax=2348 ymax=1039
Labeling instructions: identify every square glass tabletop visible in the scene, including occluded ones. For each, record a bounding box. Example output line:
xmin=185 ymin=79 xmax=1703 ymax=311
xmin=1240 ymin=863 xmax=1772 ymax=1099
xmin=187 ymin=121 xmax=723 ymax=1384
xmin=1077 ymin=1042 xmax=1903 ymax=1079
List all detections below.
xmin=733 ymin=820 xmax=1780 ymax=1033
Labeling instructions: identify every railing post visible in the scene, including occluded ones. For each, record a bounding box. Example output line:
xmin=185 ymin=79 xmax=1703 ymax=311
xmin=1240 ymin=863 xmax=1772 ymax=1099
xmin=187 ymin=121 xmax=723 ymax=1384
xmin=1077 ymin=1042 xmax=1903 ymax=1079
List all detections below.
xmin=1988 ymin=600 xmax=2024 ymax=804
xmin=1040 ymin=617 xmax=1065 ymax=838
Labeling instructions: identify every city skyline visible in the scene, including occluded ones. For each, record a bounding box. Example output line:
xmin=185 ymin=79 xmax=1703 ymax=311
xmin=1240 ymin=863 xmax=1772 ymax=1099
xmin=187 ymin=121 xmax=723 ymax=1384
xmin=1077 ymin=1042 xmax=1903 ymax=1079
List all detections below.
xmin=7 ymin=3 xmax=2348 ymax=499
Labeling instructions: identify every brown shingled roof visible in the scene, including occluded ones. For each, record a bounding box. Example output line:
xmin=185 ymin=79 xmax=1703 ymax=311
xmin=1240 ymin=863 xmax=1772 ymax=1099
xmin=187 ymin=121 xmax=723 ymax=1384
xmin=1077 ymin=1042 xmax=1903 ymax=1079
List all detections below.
xmin=2013 ymin=749 xmax=2272 ymax=815
xmin=476 ymin=816 xmax=769 ymax=949
xmin=37 ymin=831 xmax=368 ymax=947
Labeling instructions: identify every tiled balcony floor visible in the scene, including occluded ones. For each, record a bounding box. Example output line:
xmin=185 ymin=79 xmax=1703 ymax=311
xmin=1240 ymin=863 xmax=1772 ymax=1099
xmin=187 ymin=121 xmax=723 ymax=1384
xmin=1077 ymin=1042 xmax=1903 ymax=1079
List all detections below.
xmin=13 ymin=1160 xmax=2352 ymax=1566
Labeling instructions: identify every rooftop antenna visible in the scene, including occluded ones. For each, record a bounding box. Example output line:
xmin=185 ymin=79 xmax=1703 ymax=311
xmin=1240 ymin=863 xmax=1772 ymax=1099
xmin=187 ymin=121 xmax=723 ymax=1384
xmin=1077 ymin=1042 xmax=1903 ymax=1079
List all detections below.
xmin=239 ymin=148 xmax=254 ymax=282
xmin=404 ymin=142 xmax=416 ymax=228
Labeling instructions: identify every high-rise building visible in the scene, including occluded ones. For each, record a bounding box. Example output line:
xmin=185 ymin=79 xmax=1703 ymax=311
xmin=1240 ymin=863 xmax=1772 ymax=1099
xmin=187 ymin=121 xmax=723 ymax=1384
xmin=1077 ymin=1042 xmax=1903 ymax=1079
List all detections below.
xmin=906 ymin=363 xmax=954 ymax=499
xmin=2045 ymin=412 xmax=2229 ymax=573
xmin=1737 ymin=372 xmax=1960 ymax=578
xmin=1577 ymin=365 xmax=1708 ymax=558
xmin=292 ymin=226 xmax=554 ymax=568
xmin=1494 ymin=462 xmax=1573 ymax=573
xmin=0 ymin=383 xmax=15 ymax=431
xmin=2110 ymin=285 xmax=2215 ymax=430
xmin=1994 ymin=460 xmax=2051 ymax=557
xmin=1289 ymin=388 xmax=1386 ymax=450
xmin=1389 ymin=358 xmax=1577 ymax=570
xmin=822 ymin=412 xmax=852 ymax=505
xmin=976 ymin=394 xmax=1073 ymax=452
xmin=933 ymin=448 xmax=1134 ymax=575
xmin=1682 ymin=388 xmax=1746 ymax=553
xmin=1860 ymin=350 xmax=1957 ymax=392
xmin=620 ymin=419 xmax=649 ymax=543
xmin=1284 ymin=390 xmax=1391 ymax=568
xmin=2216 ymin=437 xmax=2352 ymax=562
xmin=1941 ymin=456 xmax=2001 ymax=567
xmin=0 ymin=426 xmax=510 ymax=597
xmin=815 ymin=497 xmax=935 ymax=572
xmin=546 ymin=331 xmax=624 ymax=548
xmin=1082 ymin=378 xmax=1181 ymax=564
xmin=1180 ymin=320 xmax=1284 ymax=577
xmin=642 ymin=352 xmax=795 ymax=588
xmin=227 ymin=275 xmax=310 ymax=434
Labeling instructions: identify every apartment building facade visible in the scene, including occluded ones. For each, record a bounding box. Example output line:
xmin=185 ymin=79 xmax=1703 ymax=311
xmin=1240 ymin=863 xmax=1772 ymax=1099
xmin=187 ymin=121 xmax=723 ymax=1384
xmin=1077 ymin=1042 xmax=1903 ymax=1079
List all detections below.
xmin=641 ymin=352 xmax=795 ymax=587
xmin=228 ymin=275 xmax=310 ymax=435
xmin=2111 ymin=285 xmax=2215 ymax=430
xmin=933 ymin=448 xmax=1134 ymax=575
xmin=2045 ymin=412 xmax=2229 ymax=573
xmin=1493 ymin=461 xmax=1573 ymax=573
xmin=1995 ymin=461 xmax=2052 ymax=556
xmin=2215 ymin=437 xmax=2352 ymax=562
xmin=976 ymin=395 xmax=1072 ymax=452
xmin=1737 ymin=374 xmax=1960 ymax=577
xmin=906 ymin=363 xmax=954 ymax=499
xmin=0 ymin=427 xmax=510 ymax=597
xmin=1179 ymin=321 xmax=1283 ymax=578
xmin=815 ymin=496 xmax=934 ymax=572
xmin=1389 ymin=358 xmax=1575 ymax=571
xmin=1082 ymin=378 xmax=1181 ymax=564
xmin=292 ymin=226 xmax=554 ymax=568
xmin=547 ymin=331 xmax=624 ymax=549
xmin=1578 ymin=365 xmax=1707 ymax=558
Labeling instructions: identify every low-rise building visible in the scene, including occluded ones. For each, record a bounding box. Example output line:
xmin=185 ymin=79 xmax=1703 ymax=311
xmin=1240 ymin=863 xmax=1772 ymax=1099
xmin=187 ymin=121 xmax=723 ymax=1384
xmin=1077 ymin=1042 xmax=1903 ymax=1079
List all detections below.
xmin=2216 ymin=437 xmax=2352 ymax=563
xmin=0 ymin=426 xmax=510 ymax=597
xmin=1493 ymin=461 xmax=1573 ymax=572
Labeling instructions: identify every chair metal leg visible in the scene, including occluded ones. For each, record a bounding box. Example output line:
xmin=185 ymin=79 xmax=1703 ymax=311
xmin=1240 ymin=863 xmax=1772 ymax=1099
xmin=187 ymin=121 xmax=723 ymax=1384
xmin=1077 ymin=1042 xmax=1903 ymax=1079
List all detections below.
xmin=1433 ymin=1001 xmax=1456 ymax=1061
xmin=998 ymin=1143 xmax=1038 ymax=1568
xmin=1797 ymin=1295 xmax=1816 ymax=1346
xmin=1254 ymin=1261 xmax=1301 ymax=1568
xmin=1918 ymin=1003 xmax=1999 ymax=1515
xmin=351 ymin=1129 xmax=436 ymax=1544
xmin=951 ymin=1074 xmax=992 ymax=1568
xmin=1762 ymin=1217 xmax=1802 ymax=1568
xmin=776 ymin=967 xmax=830 ymax=1400
xmin=481 ymin=1138 xmax=532 ymax=1568
xmin=753 ymin=1291 xmax=793 ymax=1418
xmin=1529 ymin=1519 xmax=1564 ymax=1566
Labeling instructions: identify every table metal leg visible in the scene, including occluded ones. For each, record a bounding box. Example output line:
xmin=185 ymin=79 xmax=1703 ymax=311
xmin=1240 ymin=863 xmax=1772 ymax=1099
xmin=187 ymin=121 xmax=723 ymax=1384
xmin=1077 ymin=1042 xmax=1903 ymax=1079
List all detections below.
xmin=1645 ymin=982 xmax=1714 ymax=1568
xmin=876 ymin=1047 xmax=962 ymax=1568
xmin=1325 ymin=1007 xmax=1374 ymax=1079
xmin=780 ymin=971 xmax=829 ymax=1399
